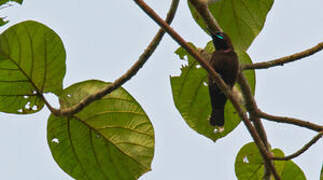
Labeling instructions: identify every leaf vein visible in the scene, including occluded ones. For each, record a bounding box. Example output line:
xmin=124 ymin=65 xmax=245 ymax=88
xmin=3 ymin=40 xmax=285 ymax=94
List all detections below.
xmin=98 ymin=126 xmax=154 ymax=138
xmin=67 ymin=118 xmax=91 ymax=180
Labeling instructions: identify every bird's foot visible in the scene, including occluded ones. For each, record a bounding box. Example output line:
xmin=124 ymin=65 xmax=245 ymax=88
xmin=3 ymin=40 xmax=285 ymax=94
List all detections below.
xmin=213 ymin=126 xmax=224 ymax=134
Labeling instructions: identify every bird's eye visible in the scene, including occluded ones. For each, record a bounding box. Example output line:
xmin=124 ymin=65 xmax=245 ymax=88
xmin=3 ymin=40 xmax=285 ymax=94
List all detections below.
xmin=215 ymin=34 xmax=224 ymax=40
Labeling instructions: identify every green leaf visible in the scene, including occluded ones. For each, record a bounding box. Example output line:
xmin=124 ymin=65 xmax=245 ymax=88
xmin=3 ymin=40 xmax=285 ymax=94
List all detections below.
xmin=235 ymin=142 xmax=306 ymax=180
xmin=235 ymin=142 xmax=265 ymax=179
xmin=170 ymin=43 xmax=255 ymax=142
xmin=0 ymin=0 xmax=23 ymax=6
xmin=188 ymin=0 xmax=274 ymax=51
xmin=0 ymin=20 xmax=66 ymax=114
xmin=0 ymin=18 xmax=8 ymax=27
xmin=47 ymin=80 xmax=154 ymax=180
xmin=12 ymin=0 xmax=23 ymax=4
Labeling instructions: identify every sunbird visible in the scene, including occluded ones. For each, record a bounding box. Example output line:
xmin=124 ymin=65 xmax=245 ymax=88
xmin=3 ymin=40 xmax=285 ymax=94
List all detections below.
xmin=208 ymin=31 xmax=239 ymax=131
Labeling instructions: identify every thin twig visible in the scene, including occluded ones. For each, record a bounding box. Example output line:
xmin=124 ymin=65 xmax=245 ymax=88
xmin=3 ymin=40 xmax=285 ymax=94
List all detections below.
xmin=257 ymin=110 xmax=323 ymax=132
xmin=45 ymin=0 xmax=180 ymax=116
xmin=133 ymin=0 xmax=280 ymax=179
xmin=272 ymin=131 xmax=323 ymax=160
xmin=243 ymin=42 xmax=323 ymax=70
xmin=188 ymin=0 xmax=222 ymax=33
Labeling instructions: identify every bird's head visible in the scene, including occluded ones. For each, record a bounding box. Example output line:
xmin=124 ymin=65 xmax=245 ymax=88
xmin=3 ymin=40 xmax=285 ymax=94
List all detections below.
xmin=211 ymin=31 xmax=233 ymax=51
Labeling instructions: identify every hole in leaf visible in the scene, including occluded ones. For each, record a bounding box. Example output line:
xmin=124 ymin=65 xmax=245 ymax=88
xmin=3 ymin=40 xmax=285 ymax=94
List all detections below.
xmin=67 ymin=94 xmax=72 ymax=98
xmin=181 ymin=60 xmax=188 ymax=67
xmin=32 ymin=105 xmax=38 ymax=111
xmin=203 ymin=82 xmax=208 ymax=86
xmin=17 ymin=109 xmax=23 ymax=113
xmin=243 ymin=156 xmax=249 ymax=163
xmin=196 ymin=64 xmax=201 ymax=69
xmin=24 ymin=102 xmax=31 ymax=109
xmin=32 ymin=90 xmax=37 ymax=95
xmin=51 ymin=138 xmax=60 ymax=144
xmin=23 ymin=95 xmax=29 ymax=99
xmin=43 ymin=93 xmax=60 ymax=109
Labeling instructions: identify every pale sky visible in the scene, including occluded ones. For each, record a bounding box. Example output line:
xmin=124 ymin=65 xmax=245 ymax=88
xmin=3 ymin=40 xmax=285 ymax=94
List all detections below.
xmin=0 ymin=0 xmax=322 ymax=179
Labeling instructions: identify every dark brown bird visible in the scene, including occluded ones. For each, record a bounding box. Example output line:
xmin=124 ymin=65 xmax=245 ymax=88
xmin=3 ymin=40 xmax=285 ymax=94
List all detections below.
xmin=208 ymin=31 xmax=239 ymax=127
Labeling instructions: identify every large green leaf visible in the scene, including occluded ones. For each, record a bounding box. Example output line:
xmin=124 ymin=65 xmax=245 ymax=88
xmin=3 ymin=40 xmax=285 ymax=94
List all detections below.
xmin=188 ymin=0 xmax=274 ymax=51
xmin=170 ymin=43 xmax=255 ymax=142
xmin=47 ymin=80 xmax=154 ymax=180
xmin=235 ymin=142 xmax=306 ymax=180
xmin=0 ymin=20 xmax=66 ymax=114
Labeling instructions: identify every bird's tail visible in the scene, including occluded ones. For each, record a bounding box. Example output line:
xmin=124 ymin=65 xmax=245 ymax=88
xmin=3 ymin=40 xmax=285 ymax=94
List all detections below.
xmin=209 ymin=108 xmax=224 ymax=127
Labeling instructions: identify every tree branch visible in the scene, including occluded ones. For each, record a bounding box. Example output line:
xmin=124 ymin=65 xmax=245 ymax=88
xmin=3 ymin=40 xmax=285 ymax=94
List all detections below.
xmin=133 ymin=0 xmax=280 ymax=179
xmin=243 ymin=42 xmax=323 ymax=70
xmin=188 ymin=0 xmax=222 ymax=32
xmin=257 ymin=110 xmax=323 ymax=132
xmin=272 ymin=131 xmax=323 ymax=161
xmin=45 ymin=0 xmax=180 ymax=116
xmin=237 ymin=73 xmax=270 ymax=148
xmin=237 ymin=72 xmax=272 ymax=180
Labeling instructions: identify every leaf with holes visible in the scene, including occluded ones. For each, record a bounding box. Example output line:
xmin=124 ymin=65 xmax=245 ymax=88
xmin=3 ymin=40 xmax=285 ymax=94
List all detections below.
xmin=188 ymin=0 xmax=274 ymax=52
xmin=47 ymin=80 xmax=154 ymax=180
xmin=235 ymin=142 xmax=306 ymax=180
xmin=0 ymin=20 xmax=66 ymax=114
xmin=170 ymin=43 xmax=255 ymax=142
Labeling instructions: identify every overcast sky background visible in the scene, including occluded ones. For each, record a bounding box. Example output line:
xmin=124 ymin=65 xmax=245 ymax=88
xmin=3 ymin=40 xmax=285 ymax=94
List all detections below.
xmin=0 ymin=0 xmax=322 ymax=179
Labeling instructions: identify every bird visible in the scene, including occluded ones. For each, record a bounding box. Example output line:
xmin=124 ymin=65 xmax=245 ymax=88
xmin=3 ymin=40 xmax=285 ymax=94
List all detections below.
xmin=208 ymin=31 xmax=239 ymax=131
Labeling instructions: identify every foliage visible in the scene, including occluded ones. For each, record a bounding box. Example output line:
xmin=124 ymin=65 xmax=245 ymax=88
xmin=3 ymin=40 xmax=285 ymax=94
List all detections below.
xmin=170 ymin=43 xmax=255 ymax=141
xmin=188 ymin=0 xmax=274 ymax=52
xmin=0 ymin=21 xmax=154 ymax=180
xmin=0 ymin=0 xmax=321 ymax=179
xmin=235 ymin=143 xmax=305 ymax=180
xmin=48 ymin=80 xmax=154 ymax=180
xmin=0 ymin=21 xmax=65 ymax=114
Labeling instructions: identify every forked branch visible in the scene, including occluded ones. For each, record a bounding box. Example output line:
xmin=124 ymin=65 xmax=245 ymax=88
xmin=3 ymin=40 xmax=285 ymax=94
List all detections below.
xmin=133 ymin=0 xmax=280 ymax=179
xmin=237 ymin=72 xmax=272 ymax=179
